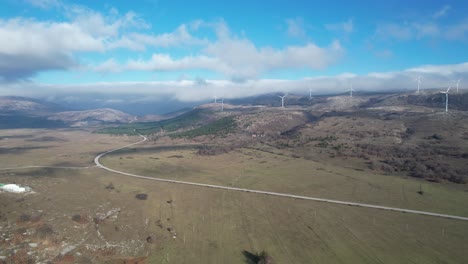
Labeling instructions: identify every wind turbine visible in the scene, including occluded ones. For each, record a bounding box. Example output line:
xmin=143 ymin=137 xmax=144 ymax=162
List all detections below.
xmin=348 ymin=85 xmax=355 ymax=97
xmin=455 ymin=79 xmax=461 ymax=93
xmin=213 ymin=95 xmax=218 ymax=103
xmin=278 ymin=94 xmax=287 ymax=108
xmin=440 ymin=84 xmax=451 ymax=112
xmin=416 ymin=76 xmax=422 ymax=93
xmin=309 ymin=88 xmax=312 ymax=99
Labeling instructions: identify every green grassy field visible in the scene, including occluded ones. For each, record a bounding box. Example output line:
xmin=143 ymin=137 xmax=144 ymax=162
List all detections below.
xmin=96 ymin=108 xmax=206 ymax=135
xmin=101 ymin=144 xmax=468 ymax=217
xmin=0 ymin=128 xmax=136 ymax=167
xmin=1 ymin=129 xmax=468 ymax=263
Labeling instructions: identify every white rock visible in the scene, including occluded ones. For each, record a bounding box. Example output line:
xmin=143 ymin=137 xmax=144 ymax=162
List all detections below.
xmin=1 ymin=184 xmax=31 ymax=193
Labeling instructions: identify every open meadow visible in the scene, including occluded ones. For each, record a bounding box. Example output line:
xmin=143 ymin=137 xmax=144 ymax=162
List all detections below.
xmin=1 ymin=128 xmax=468 ymax=263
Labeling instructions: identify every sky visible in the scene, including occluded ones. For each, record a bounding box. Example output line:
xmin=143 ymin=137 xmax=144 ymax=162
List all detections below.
xmin=0 ymin=0 xmax=468 ymax=109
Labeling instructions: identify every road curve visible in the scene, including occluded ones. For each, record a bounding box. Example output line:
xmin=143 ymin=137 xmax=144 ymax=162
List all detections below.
xmin=95 ymin=134 xmax=468 ymax=222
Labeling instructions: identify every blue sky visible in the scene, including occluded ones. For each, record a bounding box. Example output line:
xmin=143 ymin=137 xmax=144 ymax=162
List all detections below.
xmin=0 ymin=0 xmax=467 ymax=102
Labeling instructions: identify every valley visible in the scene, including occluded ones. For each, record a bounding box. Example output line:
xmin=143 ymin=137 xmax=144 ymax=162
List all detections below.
xmin=1 ymin=92 xmax=468 ymax=263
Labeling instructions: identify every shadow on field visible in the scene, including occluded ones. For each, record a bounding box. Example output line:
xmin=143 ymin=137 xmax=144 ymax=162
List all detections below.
xmin=27 ymin=136 xmax=68 ymax=142
xmin=107 ymin=145 xmax=201 ymax=156
xmin=0 ymin=146 xmax=51 ymax=154
xmin=242 ymin=250 xmax=260 ymax=264
xmin=242 ymin=250 xmax=274 ymax=264
xmin=1 ymin=167 xmax=61 ymax=178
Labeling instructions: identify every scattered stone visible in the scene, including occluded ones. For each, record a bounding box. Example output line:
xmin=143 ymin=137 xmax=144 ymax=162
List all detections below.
xmin=93 ymin=217 xmax=102 ymax=225
xmin=28 ymin=243 xmax=38 ymax=248
xmin=105 ymin=183 xmax=115 ymax=190
xmin=135 ymin=193 xmax=148 ymax=200
xmin=146 ymin=236 xmax=154 ymax=243
xmin=168 ymin=155 xmax=184 ymax=159
xmin=71 ymin=214 xmax=88 ymax=224
xmin=18 ymin=214 xmax=31 ymax=223
xmin=35 ymin=224 xmax=53 ymax=239
xmin=60 ymin=244 xmax=78 ymax=256
xmin=156 ymin=220 xmax=163 ymax=229
xmin=166 ymin=200 xmax=173 ymax=204
xmin=72 ymin=214 xmax=81 ymax=222
xmin=30 ymin=212 xmax=42 ymax=222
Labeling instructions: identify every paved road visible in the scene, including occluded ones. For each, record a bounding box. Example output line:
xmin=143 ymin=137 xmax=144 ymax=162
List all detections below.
xmin=92 ymin=134 xmax=467 ymax=221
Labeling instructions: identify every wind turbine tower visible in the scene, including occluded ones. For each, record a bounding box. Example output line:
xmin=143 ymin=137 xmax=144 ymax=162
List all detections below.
xmin=348 ymin=85 xmax=355 ymax=97
xmin=456 ymin=79 xmax=461 ymax=93
xmin=214 ymin=95 xmax=218 ymax=104
xmin=278 ymin=94 xmax=287 ymax=108
xmin=309 ymin=88 xmax=312 ymax=99
xmin=441 ymin=84 xmax=451 ymax=112
xmin=417 ymin=76 xmax=422 ymax=93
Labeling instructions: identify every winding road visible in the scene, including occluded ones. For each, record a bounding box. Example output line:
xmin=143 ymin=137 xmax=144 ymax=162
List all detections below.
xmin=94 ymin=134 xmax=468 ymax=222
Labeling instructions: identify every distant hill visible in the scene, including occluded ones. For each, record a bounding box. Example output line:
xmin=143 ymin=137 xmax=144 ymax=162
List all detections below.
xmin=0 ymin=96 xmax=137 ymax=128
xmin=228 ymin=93 xmax=314 ymax=107
xmin=0 ymin=115 xmax=66 ymax=129
xmin=96 ymin=108 xmax=209 ymax=135
xmin=137 ymin=107 xmax=192 ymax=122
xmin=48 ymin=108 xmax=136 ymax=127
xmin=366 ymin=91 xmax=468 ymax=111
xmin=0 ymin=96 xmax=66 ymax=115
xmin=226 ymin=91 xmax=468 ymax=111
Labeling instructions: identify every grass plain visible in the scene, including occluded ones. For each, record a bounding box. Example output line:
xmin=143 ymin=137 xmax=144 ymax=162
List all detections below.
xmin=1 ymin=126 xmax=468 ymax=263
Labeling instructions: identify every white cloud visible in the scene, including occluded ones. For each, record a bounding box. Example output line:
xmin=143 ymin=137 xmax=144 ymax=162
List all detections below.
xmin=326 ymin=19 xmax=354 ymax=34
xmin=0 ymin=18 xmax=104 ymax=54
xmin=375 ymin=23 xmax=413 ymax=40
xmin=109 ymin=24 xmax=207 ymax=51
xmin=286 ymin=17 xmax=306 ymax=38
xmin=445 ymin=20 xmax=468 ymax=40
xmin=375 ymin=6 xmax=468 ymax=41
xmin=8 ymin=6 xmax=344 ymax=81
xmin=98 ymin=21 xmax=344 ymax=79
xmin=412 ymin=22 xmax=440 ymax=38
xmin=93 ymin=58 xmax=122 ymax=73
xmin=105 ymin=39 xmax=343 ymax=79
xmin=0 ymin=6 xmax=146 ymax=79
xmin=376 ymin=21 xmax=448 ymax=40
xmin=405 ymin=62 xmax=468 ymax=76
xmin=0 ymin=5 xmax=205 ymax=80
xmin=0 ymin=17 xmax=104 ymax=79
xmin=433 ymin=5 xmax=451 ymax=19
xmin=4 ymin=62 xmax=467 ymax=102
xmin=204 ymin=38 xmax=343 ymax=79
xmin=126 ymin=54 xmax=220 ymax=71
xmin=374 ymin=49 xmax=393 ymax=59
xmin=26 ymin=0 xmax=61 ymax=9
